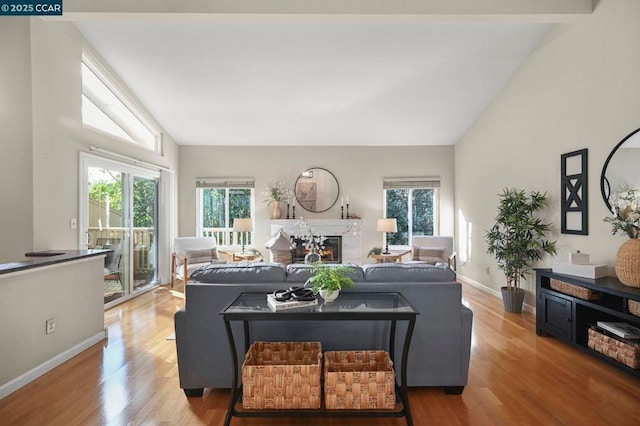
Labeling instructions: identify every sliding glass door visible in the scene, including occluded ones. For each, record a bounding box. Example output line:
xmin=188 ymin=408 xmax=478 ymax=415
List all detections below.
xmin=81 ymin=155 xmax=159 ymax=305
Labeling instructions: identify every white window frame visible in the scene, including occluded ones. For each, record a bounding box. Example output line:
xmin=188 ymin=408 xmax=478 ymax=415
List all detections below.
xmin=195 ymin=178 xmax=255 ymax=246
xmin=383 ymin=178 xmax=440 ymax=249
xmin=81 ymin=51 xmax=162 ymax=153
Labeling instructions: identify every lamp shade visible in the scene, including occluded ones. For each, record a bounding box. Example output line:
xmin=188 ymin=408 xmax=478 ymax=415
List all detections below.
xmin=377 ymin=218 xmax=397 ymax=233
xmin=233 ymin=218 xmax=253 ymax=233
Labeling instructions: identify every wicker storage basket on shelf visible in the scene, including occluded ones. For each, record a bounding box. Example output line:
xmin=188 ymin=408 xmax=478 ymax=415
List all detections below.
xmin=324 ymin=350 xmax=396 ymax=410
xmin=588 ymin=327 xmax=640 ymax=369
xmin=550 ymin=279 xmax=602 ymax=301
xmin=629 ymin=300 xmax=640 ymax=317
xmin=242 ymin=341 xmax=322 ymax=409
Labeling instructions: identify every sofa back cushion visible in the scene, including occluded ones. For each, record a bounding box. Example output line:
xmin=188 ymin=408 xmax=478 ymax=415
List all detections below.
xmin=362 ymin=263 xmax=455 ymax=282
xmin=190 ymin=262 xmax=287 ymax=283
xmin=285 ymin=263 xmax=365 ymax=283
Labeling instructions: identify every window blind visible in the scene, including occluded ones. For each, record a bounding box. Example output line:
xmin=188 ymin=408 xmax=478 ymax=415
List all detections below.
xmin=382 ymin=177 xmax=441 ymax=190
xmin=196 ymin=178 xmax=255 ymax=189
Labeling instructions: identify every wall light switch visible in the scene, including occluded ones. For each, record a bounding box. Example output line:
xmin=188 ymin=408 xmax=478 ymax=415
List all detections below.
xmin=70 ymin=218 xmax=77 ymax=229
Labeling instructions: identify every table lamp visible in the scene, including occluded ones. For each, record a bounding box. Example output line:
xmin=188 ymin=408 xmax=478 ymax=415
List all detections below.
xmin=233 ymin=218 xmax=253 ymax=253
xmin=377 ymin=218 xmax=397 ymax=254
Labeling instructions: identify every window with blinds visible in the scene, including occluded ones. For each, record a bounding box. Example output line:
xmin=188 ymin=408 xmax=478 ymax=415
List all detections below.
xmin=383 ymin=177 xmax=440 ymax=246
xmin=195 ymin=178 xmax=255 ymax=246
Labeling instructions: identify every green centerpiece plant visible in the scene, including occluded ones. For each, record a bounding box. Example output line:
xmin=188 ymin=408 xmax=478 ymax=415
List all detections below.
xmin=305 ymin=263 xmax=356 ymax=302
xmin=485 ymin=188 xmax=556 ymax=313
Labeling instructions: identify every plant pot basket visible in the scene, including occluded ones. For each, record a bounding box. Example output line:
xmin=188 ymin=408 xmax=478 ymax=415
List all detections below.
xmin=588 ymin=327 xmax=640 ymax=369
xmin=324 ymin=350 xmax=396 ymax=410
xmin=550 ymin=279 xmax=602 ymax=301
xmin=242 ymin=341 xmax=322 ymax=409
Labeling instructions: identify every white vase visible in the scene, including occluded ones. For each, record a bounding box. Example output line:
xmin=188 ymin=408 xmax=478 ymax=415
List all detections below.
xmin=320 ymin=288 xmax=339 ymax=302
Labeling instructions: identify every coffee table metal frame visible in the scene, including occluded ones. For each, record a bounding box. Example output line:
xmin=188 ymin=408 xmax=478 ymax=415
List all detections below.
xmin=220 ymin=291 xmax=419 ymax=425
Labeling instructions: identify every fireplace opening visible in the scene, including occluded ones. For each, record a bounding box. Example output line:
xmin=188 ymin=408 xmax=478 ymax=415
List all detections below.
xmin=292 ymin=235 xmax=342 ymax=264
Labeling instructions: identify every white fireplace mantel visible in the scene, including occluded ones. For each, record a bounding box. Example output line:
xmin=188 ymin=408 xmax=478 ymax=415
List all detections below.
xmin=270 ymin=219 xmax=364 ymax=264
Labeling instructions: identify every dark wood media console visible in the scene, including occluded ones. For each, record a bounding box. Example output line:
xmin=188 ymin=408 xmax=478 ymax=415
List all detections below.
xmin=536 ymin=268 xmax=640 ymax=378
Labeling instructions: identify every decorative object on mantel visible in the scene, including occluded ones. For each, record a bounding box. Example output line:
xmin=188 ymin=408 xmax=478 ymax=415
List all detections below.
xmin=265 ymin=229 xmax=293 ymax=265
xmin=604 ymin=184 xmax=640 ymax=287
xmin=340 ymin=196 xmax=350 ymax=219
xmin=293 ymin=219 xmax=327 ymax=263
xmin=262 ymin=181 xmax=292 ymax=220
xmin=561 ymin=149 xmax=588 ymax=235
xmin=377 ymin=218 xmax=397 ymax=254
xmin=485 ymin=188 xmax=556 ymax=313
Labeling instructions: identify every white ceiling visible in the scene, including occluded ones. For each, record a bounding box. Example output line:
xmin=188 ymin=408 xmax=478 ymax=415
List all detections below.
xmin=74 ymin=19 xmax=550 ymax=146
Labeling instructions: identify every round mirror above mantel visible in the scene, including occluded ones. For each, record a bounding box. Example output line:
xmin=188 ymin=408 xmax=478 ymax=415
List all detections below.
xmin=294 ymin=168 xmax=340 ymax=213
xmin=601 ymin=128 xmax=640 ymax=212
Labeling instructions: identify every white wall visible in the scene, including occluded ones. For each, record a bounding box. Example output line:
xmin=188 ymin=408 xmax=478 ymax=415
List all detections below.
xmin=0 ymin=257 xmax=105 ymax=397
xmin=0 ymin=18 xmax=180 ymax=263
xmin=455 ymin=0 xmax=640 ymax=305
xmin=179 ymin=145 xmax=454 ymax=260
xmin=0 ymin=19 xmax=33 ymax=263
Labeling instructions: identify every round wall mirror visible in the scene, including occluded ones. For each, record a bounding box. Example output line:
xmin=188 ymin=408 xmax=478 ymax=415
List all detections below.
xmin=294 ymin=168 xmax=340 ymax=213
xmin=601 ymin=128 xmax=640 ymax=212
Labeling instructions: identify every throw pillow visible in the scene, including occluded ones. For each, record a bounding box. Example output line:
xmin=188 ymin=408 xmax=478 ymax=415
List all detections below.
xmin=415 ymin=247 xmax=444 ymax=264
xmin=185 ymin=247 xmax=219 ymax=264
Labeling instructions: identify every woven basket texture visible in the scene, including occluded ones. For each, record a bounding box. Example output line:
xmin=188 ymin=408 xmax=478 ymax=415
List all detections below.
xmin=629 ymin=300 xmax=640 ymax=317
xmin=588 ymin=328 xmax=640 ymax=369
xmin=324 ymin=350 xmax=396 ymax=410
xmin=616 ymin=239 xmax=640 ymax=288
xmin=242 ymin=341 xmax=321 ymax=409
xmin=550 ymin=279 xmax=601 ymax=301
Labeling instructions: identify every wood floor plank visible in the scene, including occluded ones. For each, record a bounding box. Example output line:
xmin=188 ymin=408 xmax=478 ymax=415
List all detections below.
xmin=1 ymin=282 xmax=640 ymax=425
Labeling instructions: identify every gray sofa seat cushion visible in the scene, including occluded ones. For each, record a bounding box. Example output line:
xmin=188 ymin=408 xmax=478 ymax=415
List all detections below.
xmin=362 ymin=263 xmax=456 ymax=282
xmin=190 ymin=262 xmax=286 ymax=283
xmin=285 ymin=263 xmax=365 ymax=283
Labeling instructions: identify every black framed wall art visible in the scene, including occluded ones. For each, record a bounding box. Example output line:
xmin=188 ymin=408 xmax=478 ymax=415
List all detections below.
xmin=561 ymin=148 xmax=588 ymax=235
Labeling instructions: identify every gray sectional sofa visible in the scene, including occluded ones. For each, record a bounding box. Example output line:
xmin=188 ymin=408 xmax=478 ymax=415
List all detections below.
xmin=174 ymin=262 xmax=473 ymax=396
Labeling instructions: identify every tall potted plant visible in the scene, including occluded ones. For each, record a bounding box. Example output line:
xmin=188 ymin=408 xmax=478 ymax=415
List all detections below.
xmin=485 ymin=188 xmax=557 ymax=313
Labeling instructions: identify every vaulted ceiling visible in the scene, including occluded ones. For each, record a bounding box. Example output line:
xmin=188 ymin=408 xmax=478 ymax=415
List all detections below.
xmin=65 ymin=0 xmax=592 ymax=146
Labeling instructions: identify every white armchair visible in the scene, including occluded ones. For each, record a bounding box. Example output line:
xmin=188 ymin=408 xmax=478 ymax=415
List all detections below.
xmin=407 ymin=236 xmax=456 ymax=270
xmin=171 ymin=237 xmax=222 ymax=287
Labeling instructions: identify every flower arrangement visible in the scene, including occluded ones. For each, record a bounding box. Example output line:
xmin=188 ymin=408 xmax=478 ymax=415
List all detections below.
xmin=292 ymin=219 xmax=326 ymax=252
xmin=604 ymin=184 xmax=640 ymax=239
xmin=262 ymin=181 xmax=292 ymax=206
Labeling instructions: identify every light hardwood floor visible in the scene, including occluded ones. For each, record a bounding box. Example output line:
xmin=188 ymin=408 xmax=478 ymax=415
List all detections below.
xmin=1 ymin=282 xmax=640 ymax=425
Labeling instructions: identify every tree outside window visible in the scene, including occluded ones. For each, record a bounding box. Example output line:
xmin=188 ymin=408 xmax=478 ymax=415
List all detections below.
xmin=199 ymin=187 xmax=253 ymax=245
xmin=385 ymin=188 xmax=436 ymax=245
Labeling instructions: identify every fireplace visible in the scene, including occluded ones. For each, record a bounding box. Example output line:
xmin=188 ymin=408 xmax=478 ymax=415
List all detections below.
xmin=292 ymin=236 xmax=342 ymax=264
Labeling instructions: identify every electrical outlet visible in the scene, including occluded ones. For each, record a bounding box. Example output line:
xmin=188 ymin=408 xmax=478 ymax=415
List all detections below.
xmin=46 ymin=318 xmax=55 ymax=334
xmin=70 ymin=218 xmax=77 ymax=229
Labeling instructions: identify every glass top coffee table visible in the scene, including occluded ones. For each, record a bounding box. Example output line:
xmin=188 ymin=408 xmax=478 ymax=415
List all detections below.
xmin=220 ymin=291 xmax=419 ymax=425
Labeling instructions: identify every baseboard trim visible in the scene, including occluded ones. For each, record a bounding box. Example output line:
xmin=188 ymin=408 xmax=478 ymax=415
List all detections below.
xmin=0 ymin=330 xmax=107 ymax=400
xmin=457 ymin=274 xmax=536 ymax=314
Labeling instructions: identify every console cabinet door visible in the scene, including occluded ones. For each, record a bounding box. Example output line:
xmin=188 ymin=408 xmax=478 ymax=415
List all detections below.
xmin=539 ymin=292 xmax=573 ymax=341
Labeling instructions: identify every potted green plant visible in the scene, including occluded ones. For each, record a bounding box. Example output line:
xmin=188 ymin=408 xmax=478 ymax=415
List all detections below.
xmin=305 ymin=263 xmax=356 ymax=302
xmin=368 ymin=247 xmax=382 ymax=258
xmin=485 ymin=188 xmax=556 ymax=313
